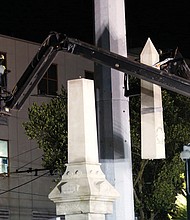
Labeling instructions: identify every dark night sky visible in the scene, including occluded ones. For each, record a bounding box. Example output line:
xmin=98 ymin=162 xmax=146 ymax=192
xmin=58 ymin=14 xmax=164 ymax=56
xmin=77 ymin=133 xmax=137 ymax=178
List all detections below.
xmin=126 ymin=0 xmax=190 ymax=58
xmin=1 ymin=1 xmax=190 ymax=57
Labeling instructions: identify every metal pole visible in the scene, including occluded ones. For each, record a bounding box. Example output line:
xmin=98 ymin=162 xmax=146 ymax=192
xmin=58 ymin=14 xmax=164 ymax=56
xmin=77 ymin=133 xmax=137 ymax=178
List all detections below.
xmin=181 ymin=145 xmax=190 ymax=220
xmin=186 ymin=159 xmax=190 ymax=220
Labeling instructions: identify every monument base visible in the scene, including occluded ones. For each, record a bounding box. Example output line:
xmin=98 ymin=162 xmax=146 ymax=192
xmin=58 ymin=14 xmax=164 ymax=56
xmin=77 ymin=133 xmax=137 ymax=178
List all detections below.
xmin=65 ymin=213 xmax=105 ymax=220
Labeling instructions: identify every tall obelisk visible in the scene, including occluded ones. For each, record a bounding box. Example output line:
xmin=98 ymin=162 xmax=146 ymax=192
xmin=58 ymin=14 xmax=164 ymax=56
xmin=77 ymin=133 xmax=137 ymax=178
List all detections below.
xmin=94 ymin=0 xmax=135 ymax=219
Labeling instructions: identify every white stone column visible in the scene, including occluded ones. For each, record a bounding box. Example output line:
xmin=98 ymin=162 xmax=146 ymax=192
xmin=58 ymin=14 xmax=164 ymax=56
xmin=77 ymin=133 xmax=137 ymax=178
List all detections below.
xmin=94 ymin=0 xmax=134 ymax=219
xmin=141 ymin=38 xmax=165 ymax=159
xmin=49 ymin=79 xmax=119 ymax=220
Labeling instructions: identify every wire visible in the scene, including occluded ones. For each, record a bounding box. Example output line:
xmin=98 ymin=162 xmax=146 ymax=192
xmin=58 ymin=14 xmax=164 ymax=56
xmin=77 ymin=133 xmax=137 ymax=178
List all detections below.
xmin=0 ymin=188 xmax=48 ymax=197
xmin=16 ymin=155 xmax=42 ymax=171
xmin=13 ymin=168 xmax=49 ymax=175
xmin=9 ymin=146 xmax=43 ymax=173
xmin=10 ymin=146 xmax=39 ymax=159
xmin=0 ymin=171 xmax=49 ymax=195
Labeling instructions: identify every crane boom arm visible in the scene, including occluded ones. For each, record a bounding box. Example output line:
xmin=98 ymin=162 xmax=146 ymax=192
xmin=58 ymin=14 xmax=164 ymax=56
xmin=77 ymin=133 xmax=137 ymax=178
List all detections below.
xmin=4 ymin=32 xmax=64 ymax=109
xmin=3 ymin=32 xmax=190 ymax=110
xmin=64 ymin=37 xmax=190 ymax=97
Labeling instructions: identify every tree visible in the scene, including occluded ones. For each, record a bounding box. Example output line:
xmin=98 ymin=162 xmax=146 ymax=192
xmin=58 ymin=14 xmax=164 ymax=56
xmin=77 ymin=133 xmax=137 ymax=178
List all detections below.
xmin=169 ymin=189 xmax=187 ymax=219
xmin=130 ymin=76 xmax=189 ymax=219
xmin=23 ymin=88 xmax=67 ymax=175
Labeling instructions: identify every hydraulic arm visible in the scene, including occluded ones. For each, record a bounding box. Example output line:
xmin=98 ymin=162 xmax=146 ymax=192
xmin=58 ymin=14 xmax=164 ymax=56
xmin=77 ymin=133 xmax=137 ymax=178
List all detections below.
xmin=64 ymin=37 xmax=190 ymax=97
xmin=3 ymin=32 xmax=190 ymax=110
xmin=4 ymin=32 xmax=64 ymax=110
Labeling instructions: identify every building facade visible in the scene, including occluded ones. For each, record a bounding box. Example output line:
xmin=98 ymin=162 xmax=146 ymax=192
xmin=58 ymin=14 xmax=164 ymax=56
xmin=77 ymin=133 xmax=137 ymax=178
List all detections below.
xmin=0 ymin=34 xmax=94 ymax=220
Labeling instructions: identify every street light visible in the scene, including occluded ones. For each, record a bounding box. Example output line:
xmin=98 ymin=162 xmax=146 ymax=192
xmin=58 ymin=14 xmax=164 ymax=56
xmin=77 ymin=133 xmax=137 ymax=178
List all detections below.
xmin=180 ymin=144 xmax=190 ymax=220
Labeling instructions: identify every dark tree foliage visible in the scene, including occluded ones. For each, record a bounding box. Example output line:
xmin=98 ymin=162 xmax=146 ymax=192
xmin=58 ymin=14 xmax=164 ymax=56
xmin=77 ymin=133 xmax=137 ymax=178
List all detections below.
xmin=129 ymin=76 xmax=188 ymax=219
xmin=23 ymin=88 xmax=67 ymax=175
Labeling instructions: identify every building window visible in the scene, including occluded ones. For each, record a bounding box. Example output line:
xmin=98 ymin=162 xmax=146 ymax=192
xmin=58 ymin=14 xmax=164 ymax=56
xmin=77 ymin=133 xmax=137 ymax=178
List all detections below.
xmin=0 ymin=209 xmax=10 ymax=219
xmin=85 ymin=70 xmax=94 ymax=80
xmin=0 ymin=52 xmax=7 ymax=89
xmin=0 ymin=140 xmax=8 ymax=174
xmin=0 ymin=52 xmax=7 ymax=68
xmin=38 ymin=64 xmax=58 ymax=96
xmin=32 ymin=211 xmax=65 ymax=219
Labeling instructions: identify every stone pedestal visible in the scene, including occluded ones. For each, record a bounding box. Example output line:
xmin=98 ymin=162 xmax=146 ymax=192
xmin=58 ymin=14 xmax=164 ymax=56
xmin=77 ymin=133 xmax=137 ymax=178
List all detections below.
xmin=49 ymin=79 xmax=119 ymax=220
xmin=66 ymin=214 xmax=105 ymax=220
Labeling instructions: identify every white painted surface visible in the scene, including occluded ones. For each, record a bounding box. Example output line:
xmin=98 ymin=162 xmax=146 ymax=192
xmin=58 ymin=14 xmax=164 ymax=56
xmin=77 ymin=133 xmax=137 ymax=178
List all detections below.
xmin=49 ymin=79 xmax=119 ymax=220
xmin=94 ymin=0 xmax=135 ymax=219
xmin=68 ymin=79 xmax=99 ymax=164
xmin=141 ymin=38 xmax=165 ymax=159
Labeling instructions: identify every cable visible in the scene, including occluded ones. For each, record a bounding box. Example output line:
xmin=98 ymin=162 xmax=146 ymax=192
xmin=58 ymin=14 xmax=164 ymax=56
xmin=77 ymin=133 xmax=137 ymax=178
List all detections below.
xmin=13 ymin=168 xmax=49 ymax=175
xmin=16 ymin=155 xmax=42 ymax=171
xmin=9 ymin=146 xmax=43 ymax=173
xmin=0 ymin=188 xmax=48 ymax=197
xmin=10 ymin=146 xmax=39 ymax=159
xmin=0 ymin=171 xmax=49 ymax=195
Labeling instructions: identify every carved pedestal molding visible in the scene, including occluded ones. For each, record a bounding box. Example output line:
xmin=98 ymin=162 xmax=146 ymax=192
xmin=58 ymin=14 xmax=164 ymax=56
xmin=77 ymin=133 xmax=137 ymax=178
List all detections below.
xmin=49 ymin=79 xmax=119 ymax=220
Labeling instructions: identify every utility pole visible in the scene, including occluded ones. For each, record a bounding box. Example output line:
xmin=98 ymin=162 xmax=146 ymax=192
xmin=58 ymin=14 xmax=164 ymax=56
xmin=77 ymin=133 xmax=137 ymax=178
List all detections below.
xmin=94 ymin=0 xmax=134 ymax=219
xmin=186 ymin=159 xmax=190 ymax=220
xmin=180 ymin=145 xmax=190 ymax=220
